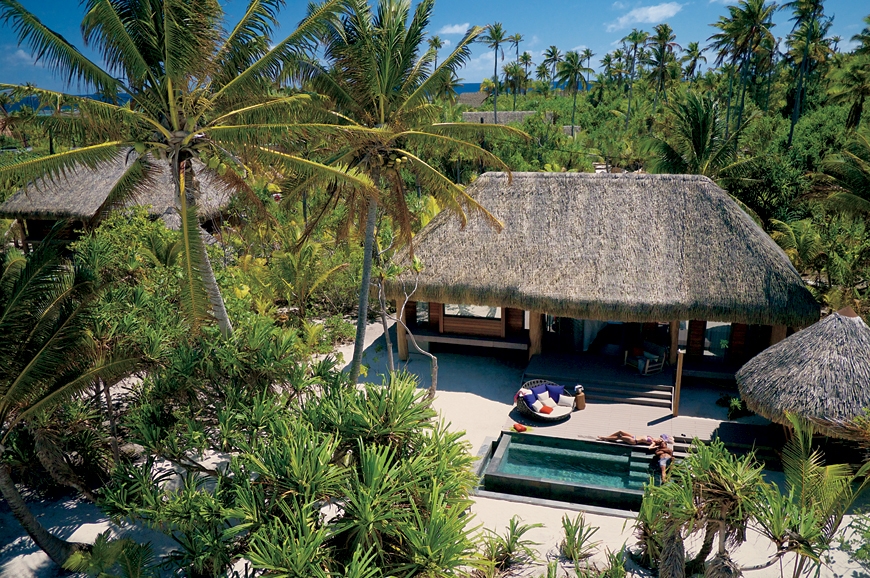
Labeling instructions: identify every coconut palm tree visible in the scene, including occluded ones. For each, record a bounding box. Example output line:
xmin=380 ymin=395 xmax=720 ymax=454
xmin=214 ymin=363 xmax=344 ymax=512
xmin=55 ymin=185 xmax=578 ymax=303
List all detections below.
xmin=0 ymin=242 xmax=136 ymax=567
xmin=784 ymin=0 xmax=829 ymax=146
xmin=646 ymin=24 xmax=682 ymax=108
xmin=555 ymin=51 xmax=592 ymax=137
xmin=0 ymin=0 xmax=365 ymax=339
xmin=428 ymin=34 xmax=444 ymax=69
xmin=828 ymin=56 xmax=870 ymax=129
xmin=502 ymin=62 xmax=525 ymax=110
xmin=305 ymin=0 xmax=526 ymax=384
xmin=646 ymin=92 xmax=753 ymax=181
xmin=854 ymin=15 xmax=870 ymax=55
xmin=581 ymin=48 xmax=595 ymax=86
xmin=481 ymin=22 xmax=507 ymax=124
xmin=682 ymin=41 xmax=707 ymax=80
xmin=535 ymin=62 xmax=551 ymax=84
xmin=623 ymin=28 xmax=649 ymax=128
xmin=822 ymin=129 xmax=870 ymax=213
xmin=508 ymin=32 xmax=524 ymax=63
xmin=543 ymin=45 xmax=563 ymax=90
xmin=519 ymin=51 xmax=533 ymax=92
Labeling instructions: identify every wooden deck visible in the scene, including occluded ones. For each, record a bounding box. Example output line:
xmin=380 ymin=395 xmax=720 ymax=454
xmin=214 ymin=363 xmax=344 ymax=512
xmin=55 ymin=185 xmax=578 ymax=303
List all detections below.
xmin=409 ymin=326 xmax=529 ymax=351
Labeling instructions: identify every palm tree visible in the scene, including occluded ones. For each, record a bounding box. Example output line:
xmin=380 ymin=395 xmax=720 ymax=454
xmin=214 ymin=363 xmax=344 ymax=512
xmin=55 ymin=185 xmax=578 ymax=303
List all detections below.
xmin=581 ymin=48 xmax=595 ymax=86
xmin=555 ymin=51 xmax=592 ymax=137
xmin=428 ymin=35 xmax=444 ymax=69
xmin=481 ymin=22 xmax=507 ymax=124
xmin=623 ymin=28 xmax=649 ymax=128
xmin=646 ymin=92 xmax=752 ymax=181
xmin=646 ymin=23 xmax=682 ymax=109
xmin=828 ymin=56 xmax=870 ymax=129
xmin=508 ymin=32 xmax=524 ymax=63
xmin=822 ymin=129 xmax=870 ymax=213
xmin=682 ymin=41 xmax=707 ymax=80
xmin=543 ymin=45 xmax=563 ymax=90
xmin=784 ymin=0 xmax=829 ymax=146
xmin=519 ymin=51 xmax=533 ymax=92
xmin=853 ymin=15 xmax=870 ymax=55
xmin=0 ymin=0 xmax=362 ymax=339
xmin=535 ymin=62 xmax=551 ymax=84
xmin=0 ymin=242 xmax=135 ymax=566
xmin=502 ymin=62 xmax=525 ymax=110
xmin=728 ymin=0 xmax=776 ymax=145
xmin=307 ymin=0 xmax=525 ymax=384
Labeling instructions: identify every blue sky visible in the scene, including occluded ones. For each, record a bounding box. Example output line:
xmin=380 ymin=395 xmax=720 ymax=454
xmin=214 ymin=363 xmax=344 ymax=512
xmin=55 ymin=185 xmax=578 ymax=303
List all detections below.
xmin=1 ymin=0 xmax=867 ymax=91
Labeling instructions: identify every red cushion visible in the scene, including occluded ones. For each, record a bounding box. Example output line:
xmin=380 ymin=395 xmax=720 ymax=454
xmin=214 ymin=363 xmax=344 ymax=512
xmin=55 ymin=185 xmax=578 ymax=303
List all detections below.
xmin=513 ymin=423 xmax=527 ymax=432
xmin=539 ymin=405 xmax=553 ymax=414
xmin=631 ymin=346 xmax=643 ymax=357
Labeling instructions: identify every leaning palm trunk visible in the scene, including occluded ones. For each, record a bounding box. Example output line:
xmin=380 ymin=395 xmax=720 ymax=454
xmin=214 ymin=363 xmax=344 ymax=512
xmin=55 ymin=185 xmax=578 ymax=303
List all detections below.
xmin=0 ymin=460 xmax=85 ymax=566
xmin=706 ymin=552 xmax=742 ymax=578
xmin=349 ymin=198 xmax=379 ymax=384
xmin=34 ymin=429 xmax=98 ymax=503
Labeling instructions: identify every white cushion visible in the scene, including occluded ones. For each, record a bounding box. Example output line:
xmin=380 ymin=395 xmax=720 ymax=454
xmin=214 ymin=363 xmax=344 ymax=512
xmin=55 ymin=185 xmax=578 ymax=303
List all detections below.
xmin=537 ymin=391 xmax=556 ymax=407
xmin=643 ymin=351 xmax=659 ymax=360
xmin=557 ymin=395 xmax=574 ymax=407
xmin=518 ymin=388 xmax=532 ymax=395
xmin=531 ymin=399 xmax=544 ymax=412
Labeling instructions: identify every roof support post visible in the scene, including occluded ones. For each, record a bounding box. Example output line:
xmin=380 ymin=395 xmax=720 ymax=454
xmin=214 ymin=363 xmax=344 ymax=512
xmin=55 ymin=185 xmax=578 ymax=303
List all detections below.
xmin=669 ymin=321 xmax=679 ymax=365
xmin=529 ymin=311 xmax=543 ymax=360
xmin=396 ymin=300 xmax=409 ymax=361
xmin=673 ymin=349 xmax=684 ymax=416
xmin=770 ymin=325 xmax=787 ymax=347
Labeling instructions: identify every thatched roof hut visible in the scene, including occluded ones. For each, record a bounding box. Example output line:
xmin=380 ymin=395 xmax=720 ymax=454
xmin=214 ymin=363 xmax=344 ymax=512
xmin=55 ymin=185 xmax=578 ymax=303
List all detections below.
xmin=457 ymin=92 xmax=489 ymax=107
xmin=387 ymin=172 xmax=818 ymax=327
xmin=0 ymin=152 xmax=232 ymax=224
xmin=736 ymin=308 xmax=870 ymax=437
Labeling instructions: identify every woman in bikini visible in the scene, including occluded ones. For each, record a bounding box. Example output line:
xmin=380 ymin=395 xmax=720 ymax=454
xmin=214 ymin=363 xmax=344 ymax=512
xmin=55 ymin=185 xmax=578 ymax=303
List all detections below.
xmin=598 ymin=431 xmax=656 ymax=447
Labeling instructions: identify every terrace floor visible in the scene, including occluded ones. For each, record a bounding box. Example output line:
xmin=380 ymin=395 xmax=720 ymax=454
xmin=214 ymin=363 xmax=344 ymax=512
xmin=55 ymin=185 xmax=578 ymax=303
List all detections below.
xmin=351 ymin=324 xmax=780 ymax=455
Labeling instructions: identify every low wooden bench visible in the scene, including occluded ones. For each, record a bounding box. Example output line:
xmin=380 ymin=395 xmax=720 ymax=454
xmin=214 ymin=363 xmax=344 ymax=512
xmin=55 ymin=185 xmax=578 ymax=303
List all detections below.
xmin=409 ymin=328 xmax=529 ymax=351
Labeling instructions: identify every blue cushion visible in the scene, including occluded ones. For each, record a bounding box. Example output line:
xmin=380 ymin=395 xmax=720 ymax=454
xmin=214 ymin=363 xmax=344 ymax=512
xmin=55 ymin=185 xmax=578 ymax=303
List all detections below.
xmin=522 ymin=393 xmax=538 ymax=407
xmin=545 ymin=384 xmax=565 ymax=402
xmin=530 ymin=384 xmax=548 ymax=398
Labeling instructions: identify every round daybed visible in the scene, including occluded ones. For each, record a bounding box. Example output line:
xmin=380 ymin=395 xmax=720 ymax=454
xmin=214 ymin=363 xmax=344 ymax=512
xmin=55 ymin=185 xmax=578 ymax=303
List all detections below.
xmin=516 ymin=379 xmax=574 ymax=422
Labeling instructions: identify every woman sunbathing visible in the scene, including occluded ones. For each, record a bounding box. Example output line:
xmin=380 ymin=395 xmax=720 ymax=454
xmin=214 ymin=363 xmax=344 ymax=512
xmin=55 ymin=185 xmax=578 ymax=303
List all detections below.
xmin=598 ymin=431 xmax=656 ymax=447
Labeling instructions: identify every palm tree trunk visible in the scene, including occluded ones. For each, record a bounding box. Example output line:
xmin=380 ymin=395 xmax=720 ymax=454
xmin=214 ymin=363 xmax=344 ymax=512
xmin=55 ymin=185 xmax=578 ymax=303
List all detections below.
xmin=197 ymin=228 xmax=233 ymax=338
xmin=0 ymin=460 xmax=84 ymax=567
xmin=735 ymin=56 xmax=750 ymax=148
xmin=103 ymin=378 xmax=120 ymax=464
xmin=571 ymin=90 xmax=578 ymax=137
xmin=788 ymin=42 xmax=810 ymax=147
xmin=626 ymin=52 xmax=635 ymax=130
xmin=724 ymin=58 xmax=737 ymax=139
xmin=349 ymin=197 xmax=379 ymax=384
xmin=493 ymin=48 xmax=499 ymax=124
xmin=377 ymin=282 xmax=395 ymax=373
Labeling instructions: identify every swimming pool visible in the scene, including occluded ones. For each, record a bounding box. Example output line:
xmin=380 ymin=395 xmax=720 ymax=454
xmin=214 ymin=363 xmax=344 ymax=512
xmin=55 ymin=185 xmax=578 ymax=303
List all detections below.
xmin=481 ymin=433 xmax=657 ymax=510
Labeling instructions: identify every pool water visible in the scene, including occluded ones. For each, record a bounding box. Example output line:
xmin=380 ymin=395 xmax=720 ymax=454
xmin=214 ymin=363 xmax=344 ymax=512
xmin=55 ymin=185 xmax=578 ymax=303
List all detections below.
xmin=481 ymin=433 xmax=653 ymax=510
xmin=498 ymin=441 xmax=645 ymax=490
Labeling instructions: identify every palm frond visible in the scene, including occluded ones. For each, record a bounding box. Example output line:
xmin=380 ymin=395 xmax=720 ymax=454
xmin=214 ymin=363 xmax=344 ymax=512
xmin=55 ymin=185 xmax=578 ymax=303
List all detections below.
xmin=212 ymin=0 xmax=344 ymax=102
xmin=397 ymin=131 xmax=511 ymax=171
xmin=176 ymin=178 xmax=213 ymax=333
xmin=213 ymin=0 xmax=284 ymax=86
xmin=0 ymin=142 xmax=124 ymax=187
xmin=95 ymin=154 xmax=158 ymax=220
xmin=397 ymin=149 xmax=503 ymax=232
xmin=81 ymin=0 xmax=155 ymax=87
xmin=253 ymin=146 xmax=376 ymax=195
xmin=207 ymin=94 xmax=318 ymax=127
xmin=0 ymin=0 xmax=119 ymax=95
xmin=398 ymin=25 xmax=484 ymax=114
xmin=420 ymin=122 xmax=531 ymax=143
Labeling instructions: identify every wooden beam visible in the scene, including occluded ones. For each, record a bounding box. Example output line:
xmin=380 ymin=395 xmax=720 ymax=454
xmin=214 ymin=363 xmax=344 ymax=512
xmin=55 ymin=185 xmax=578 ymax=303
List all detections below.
xmin=673 ymin=349 xmax=684 ymax=417
xmin=528 ymin=311 xmax=543 ymax=359
xmin=669 ymin=321 xmax=679 ymax=365
xmin=396 ymin=300 xmax=408 ymax=361
xmin=770 ymin=324 xmax=787 ymax=347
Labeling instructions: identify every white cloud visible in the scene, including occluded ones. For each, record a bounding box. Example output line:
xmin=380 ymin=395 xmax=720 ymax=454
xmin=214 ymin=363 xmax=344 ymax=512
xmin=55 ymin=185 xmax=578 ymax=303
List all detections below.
xmin=708 ymin=0 xmax=736 ymax=4
xmin=612 ymin=1 xmax=627 ymax=8
xmin=571 ymin=45 xmax=588 ymax=53
xmin=441 ymin=39 xmax=453 ymax=48
xmin=4 ymin=48 xmax=40 ymax=68
xmin=606 ymin=2 xmax=683 ymax=32
xmin=438 ymin=23 xmax=470 ymax=35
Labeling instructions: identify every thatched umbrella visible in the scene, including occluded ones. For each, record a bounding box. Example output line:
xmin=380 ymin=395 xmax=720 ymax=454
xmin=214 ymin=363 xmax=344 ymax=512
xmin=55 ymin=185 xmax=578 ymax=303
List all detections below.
xmin=736 ymin=308 xmax=870 ymax=437
xmin=387 ymin=172 xmax=818 ymax=327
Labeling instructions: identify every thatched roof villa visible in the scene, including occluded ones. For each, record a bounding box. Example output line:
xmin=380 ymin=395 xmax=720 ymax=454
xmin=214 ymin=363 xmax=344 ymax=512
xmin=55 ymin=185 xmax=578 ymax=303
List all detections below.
xmin=736 ymin=307 xmax=870 ymax=438
xmin=0 ymin=151 xmax=232 ymax=240
xmin=386 ymin=172 xmax=819 ymax=409
xmin=461 ymin=111 xmax=553 ymax=125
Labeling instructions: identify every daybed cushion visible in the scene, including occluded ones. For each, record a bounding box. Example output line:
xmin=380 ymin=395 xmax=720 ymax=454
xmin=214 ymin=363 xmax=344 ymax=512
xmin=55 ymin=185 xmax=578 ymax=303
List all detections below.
xmin=537 ymin=392 xmax=556 ymax=408
xmin=531 ymin=399 xmax=544 ymax=412
xmin=530 ymin=383 xmax=548 ymax=398
xmin=546 ymin=383 xmax=565 ymax=402
xmin=643 ymin=351 xmax=660 ymax=360
xmin=557 ymin=395 xmax=574 ymax=407
xmin=539 ymin=405 xmax=553 ymax=414
xmin=522 ymin=392 xmax=538 ymax=408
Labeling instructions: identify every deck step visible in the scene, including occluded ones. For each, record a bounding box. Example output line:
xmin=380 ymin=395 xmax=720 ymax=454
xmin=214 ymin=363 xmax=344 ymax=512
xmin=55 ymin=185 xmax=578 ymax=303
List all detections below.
xmin=584 ymin=393 xmax=672 ymax=409
xmin=580 ymin=379 xmax=674 ymax=393
xmin=582 ymin=384 xmax=673 ymax=400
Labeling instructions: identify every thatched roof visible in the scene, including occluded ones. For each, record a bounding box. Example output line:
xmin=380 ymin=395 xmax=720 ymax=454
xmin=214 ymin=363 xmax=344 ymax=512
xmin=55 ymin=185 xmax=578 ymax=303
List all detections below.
xmin=457 ymin=92 xmax=489 ymax=107
xmin=387 ymin=172 xmax=818 ymax=327
xmin=736 ymin=308 xmax=870 ymax=437
xmin=0 ymin=152 xmax=232 ymax=222
xmin=460 ymin=111 xmax=552 ymax=125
